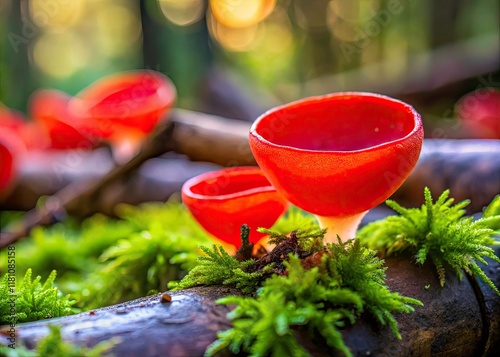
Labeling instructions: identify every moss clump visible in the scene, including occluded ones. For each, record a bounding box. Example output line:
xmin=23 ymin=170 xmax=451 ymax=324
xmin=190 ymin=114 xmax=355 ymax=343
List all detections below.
xmin=174 ymin=229 xmax=421 ymax=357
xmin=0 ymin=269 xmax=75 ymax=325
xmin=358 ymin=188 xmax=500 ymax=293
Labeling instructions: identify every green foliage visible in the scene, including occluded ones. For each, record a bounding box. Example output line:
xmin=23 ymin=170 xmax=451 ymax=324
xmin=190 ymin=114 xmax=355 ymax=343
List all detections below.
xmin=325 ymin=239 xmax=422 ymax=339
xmin=76 ymin=202 xmax=213 ymax=309
xmin=358 ymin=188 xmax=500 ymax=293
xmin=483 ymin=195 xmax=500 ymax=230
xmin=0 ymin=201 xmax=214 ymax=311
xmin=0 ymin=215 xmax=133 ymax=292
xmin=207 ymin=242 xmax=422 ymax=357
xmin=169 ymin=245 xmax=264 ymax=294
xmin=0 ymin=325 xmax=116 ymax=357
xmin=0 ymin=270 xmax=74 ymax=325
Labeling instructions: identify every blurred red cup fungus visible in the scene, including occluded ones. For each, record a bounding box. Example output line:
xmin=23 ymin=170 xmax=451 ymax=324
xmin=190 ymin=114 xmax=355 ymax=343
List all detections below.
xmin=249 ymin=92 xmax=423 ymax=243
xmin=456 ymin=88 xmax=500 ymax=139
xmin=0 ymin=105 xmax=47 ymax=151
xmin=0 ymin=129 xmax=25 ymax=200
xmin=29 ymin=89 xmax=95 ymax=150
xmin=182 ymin=167 xmax=289 ymax=248
xmin=71 ymin=70 xmax=176 ymax=140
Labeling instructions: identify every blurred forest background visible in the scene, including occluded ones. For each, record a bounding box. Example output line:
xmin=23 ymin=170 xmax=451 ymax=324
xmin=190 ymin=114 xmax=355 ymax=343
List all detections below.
xmin=0 ymin=0 xmax=499 ymax=134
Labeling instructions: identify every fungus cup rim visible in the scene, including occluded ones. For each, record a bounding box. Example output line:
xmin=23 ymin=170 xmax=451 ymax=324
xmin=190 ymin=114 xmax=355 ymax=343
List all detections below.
xmin=182 ymin=166 xmax=278 ymax=202
xmin=250 ymin=91 xmax=422 ymax=154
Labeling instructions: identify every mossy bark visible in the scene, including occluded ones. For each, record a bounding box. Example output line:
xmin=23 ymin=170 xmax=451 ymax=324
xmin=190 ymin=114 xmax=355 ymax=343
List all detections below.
xmin=3 ymin=247 xmax=499 ymax=357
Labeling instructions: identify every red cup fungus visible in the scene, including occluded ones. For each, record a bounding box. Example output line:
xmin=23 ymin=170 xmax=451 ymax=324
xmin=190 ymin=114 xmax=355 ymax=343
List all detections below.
xmin=0 ymin=128 xmax=25 ymax=200
xmin=29 ymin=89 xmax=95 ymax=150
xmin=182 ymin=167 xmax=289 ymax=248
xmin=0 ymin=105 xmax=47 ymax=151
xmin=249 ymin=92 xmax=424 ymax=243
xmin=456 ymin=89 xmax=500 ymax=139
xmin=71 ymin=70 xmax=176 ymax=140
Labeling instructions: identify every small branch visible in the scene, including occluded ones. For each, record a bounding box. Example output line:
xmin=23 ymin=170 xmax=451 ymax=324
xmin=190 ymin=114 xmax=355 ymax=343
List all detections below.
xmin=0 ymin=123 xmax=176 ymax=249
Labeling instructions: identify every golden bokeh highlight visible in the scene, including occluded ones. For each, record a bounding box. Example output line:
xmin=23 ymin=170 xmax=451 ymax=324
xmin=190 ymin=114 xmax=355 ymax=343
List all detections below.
xmin=210 ymin=0 xmax=276 ymax=28
xmin=29 ymin=0 xmax=85 ymax=28
xmin=158 ymin=0 xmax=205 ymax=26
xmin=208 ymin=10 xmax=262 ymax=52
xmin=32 ymin=31 xmax=89 ymax=78
xmin=95 ymin=4 xmax=142 ymax=57
xmin=29 ymin=0 xmax=142 ymax=80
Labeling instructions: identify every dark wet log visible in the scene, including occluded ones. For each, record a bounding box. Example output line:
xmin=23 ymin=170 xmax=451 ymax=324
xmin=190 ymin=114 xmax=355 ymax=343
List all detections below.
xmin=3 ymin=247 xmax=499 ymax=356
xmin=392 ymin=139 xmax=500 ymax=214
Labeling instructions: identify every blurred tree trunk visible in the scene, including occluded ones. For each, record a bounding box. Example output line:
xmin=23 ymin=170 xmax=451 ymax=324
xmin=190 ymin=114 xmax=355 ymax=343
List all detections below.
xmin=1 ymin=0 xmax=33 ymax=112
xmin=430 ymin=0 xmax=461 ymax=48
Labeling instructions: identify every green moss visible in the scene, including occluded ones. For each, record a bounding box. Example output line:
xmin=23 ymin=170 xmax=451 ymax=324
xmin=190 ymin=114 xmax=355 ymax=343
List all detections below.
xmin=205 ymin=239 xmax=421 ymax=357
xmin=358 ymin=188 xmax=500 ymax=293
xmin=169 ymin=245 xmax=265 ymax=294
xmin=0 ymin=201 xmax=214 ymax=311
xmin=0 ymin=269 xmax=75 ymax=325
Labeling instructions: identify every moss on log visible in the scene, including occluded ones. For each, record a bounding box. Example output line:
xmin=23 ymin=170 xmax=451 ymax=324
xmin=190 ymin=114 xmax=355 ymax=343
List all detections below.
xmin=3 ymin=247 xmax=499 ymax=357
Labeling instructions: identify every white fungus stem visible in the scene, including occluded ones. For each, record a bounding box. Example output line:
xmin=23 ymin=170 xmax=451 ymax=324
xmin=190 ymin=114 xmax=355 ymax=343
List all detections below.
xmin=316 ymin=211 xmax=368 ymax=243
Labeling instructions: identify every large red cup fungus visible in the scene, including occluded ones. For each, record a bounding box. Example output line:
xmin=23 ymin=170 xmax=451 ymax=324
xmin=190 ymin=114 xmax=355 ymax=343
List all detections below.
xmin=71 ymin=70 xmax=176 ymax=140
xmin=249 ymin=92 xmax=424 ymax=243
xmin=182 ymin=167 xmax=289 ymax=248
xmin=29 ymin=89 xmax=95 ymax=150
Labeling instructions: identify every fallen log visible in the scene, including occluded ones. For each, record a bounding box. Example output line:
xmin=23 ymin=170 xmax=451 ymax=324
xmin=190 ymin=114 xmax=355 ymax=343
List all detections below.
xmin=3 ymin=247 xmax=499 ymax=357
xmin=392 ymin=139 xmax=500 ymax=213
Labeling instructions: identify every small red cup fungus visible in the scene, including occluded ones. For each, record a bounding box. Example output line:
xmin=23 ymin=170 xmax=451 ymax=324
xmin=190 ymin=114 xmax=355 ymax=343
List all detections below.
xmin=0 ymin=105 xmax=47 ymax=151
xmin=456 ymin=88 xmax=500 ymax=139
xmin=249 ymin=92 xmax=423 ymax=243
xmin=29 ymin=89 xmax=95 ymax=150
xmin=71 ymin=70 xmax=176 ymax=139
xmin=0 ymin=129 xmax=25 ymax=200
xmin=181 ymin=167 xmax=289 ymax=248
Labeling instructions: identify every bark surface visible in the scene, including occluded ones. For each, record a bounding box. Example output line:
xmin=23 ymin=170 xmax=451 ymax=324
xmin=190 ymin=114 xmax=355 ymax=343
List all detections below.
xmin=3 ymin=248 xmax=499 ymax=357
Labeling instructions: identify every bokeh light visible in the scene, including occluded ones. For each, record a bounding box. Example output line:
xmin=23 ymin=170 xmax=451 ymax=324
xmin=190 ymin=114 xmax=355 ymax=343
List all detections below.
xmin=210 ymin=0 xmax=276 ymax=28
xmin=32 ymin=31 xmax=89 ymax=78
xmin=158 ymin=0 xmax=205 ymax=26
xmin=29 ymin=0 xmax=85 ymax=29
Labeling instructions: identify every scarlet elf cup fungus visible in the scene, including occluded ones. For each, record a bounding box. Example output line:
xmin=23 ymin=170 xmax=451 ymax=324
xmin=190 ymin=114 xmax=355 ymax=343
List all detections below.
xmin=29 ymin=89 xmax=94 ymax=150
xmin=249 ymin=92 xmax=424 ymax=243
xmin=71 ymin=70 xmax=176 ymax=139
xmin=181 ymin=167 xmax=289 ymax=248
xmin=70 ymin=70 xmax=176 ymax=160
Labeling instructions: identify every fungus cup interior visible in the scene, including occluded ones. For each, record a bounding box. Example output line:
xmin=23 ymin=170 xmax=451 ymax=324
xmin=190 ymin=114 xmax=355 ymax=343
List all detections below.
xmin=182 ymin=167 xmax=289 ymax=248
xmin=249 ymin=92 xmax=423 ymax=243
